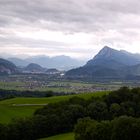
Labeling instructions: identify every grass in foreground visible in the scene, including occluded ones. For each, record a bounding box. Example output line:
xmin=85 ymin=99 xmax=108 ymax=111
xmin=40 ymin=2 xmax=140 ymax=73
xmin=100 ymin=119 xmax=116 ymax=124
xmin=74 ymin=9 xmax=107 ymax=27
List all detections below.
xmin=39 ymin=133 xmax=74 ymax=140
xmin=0 ymin=91 xmax=109 ymax=123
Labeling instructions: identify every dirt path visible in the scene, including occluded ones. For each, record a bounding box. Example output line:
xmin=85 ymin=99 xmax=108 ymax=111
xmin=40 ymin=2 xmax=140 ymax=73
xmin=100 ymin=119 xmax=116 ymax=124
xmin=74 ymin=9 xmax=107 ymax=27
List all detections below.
xmin=12 ymin=104 xmax=48 ymax=106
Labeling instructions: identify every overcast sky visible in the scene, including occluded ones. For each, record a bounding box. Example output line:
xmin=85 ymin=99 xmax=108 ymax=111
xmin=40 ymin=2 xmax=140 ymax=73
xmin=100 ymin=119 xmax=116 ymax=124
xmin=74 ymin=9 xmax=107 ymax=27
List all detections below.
xmin=0 ymin=0 xmax=140 ymax=60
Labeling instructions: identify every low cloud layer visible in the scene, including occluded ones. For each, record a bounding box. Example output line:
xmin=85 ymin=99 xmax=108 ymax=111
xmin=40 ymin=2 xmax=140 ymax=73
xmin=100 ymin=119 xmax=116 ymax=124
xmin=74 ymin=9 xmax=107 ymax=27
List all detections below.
xmin=0 ymin=0 xmax=140 ymax=59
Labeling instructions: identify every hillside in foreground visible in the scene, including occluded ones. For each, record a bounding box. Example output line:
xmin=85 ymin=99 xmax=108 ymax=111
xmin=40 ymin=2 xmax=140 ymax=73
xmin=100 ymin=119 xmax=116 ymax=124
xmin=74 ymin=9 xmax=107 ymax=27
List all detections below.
xmin=1 ymin=87 xmax=140 ymax=140
xmin=0 ymin=91 xmax=108 ymax=123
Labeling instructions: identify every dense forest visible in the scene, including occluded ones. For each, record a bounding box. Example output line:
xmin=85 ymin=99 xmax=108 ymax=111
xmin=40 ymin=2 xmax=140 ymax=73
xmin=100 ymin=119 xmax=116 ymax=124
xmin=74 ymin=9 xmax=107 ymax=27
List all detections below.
xmin=75 ymin=116 xmax=140 ymax=140
xmin=1 ymin=87 xmax=140 ymax=140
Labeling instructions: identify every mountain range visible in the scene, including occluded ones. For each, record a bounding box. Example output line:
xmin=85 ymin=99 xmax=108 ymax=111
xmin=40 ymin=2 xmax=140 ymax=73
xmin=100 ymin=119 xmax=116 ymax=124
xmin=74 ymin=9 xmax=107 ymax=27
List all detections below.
xmin=2 ymin=46 xmax=140 ymax=80
xmin=8 ymin=55 xmax=85 ymax=70
xmin=0 ymin=59 xmax=61 ymax=74
xmin=66 ymin=46 xmax=140 ymax=80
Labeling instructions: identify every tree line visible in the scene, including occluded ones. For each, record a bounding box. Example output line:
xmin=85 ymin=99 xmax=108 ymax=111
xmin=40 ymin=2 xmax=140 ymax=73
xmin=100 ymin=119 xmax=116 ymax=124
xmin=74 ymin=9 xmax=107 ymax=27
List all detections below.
xmin=0 ymin=89 xmax=75 ymax=100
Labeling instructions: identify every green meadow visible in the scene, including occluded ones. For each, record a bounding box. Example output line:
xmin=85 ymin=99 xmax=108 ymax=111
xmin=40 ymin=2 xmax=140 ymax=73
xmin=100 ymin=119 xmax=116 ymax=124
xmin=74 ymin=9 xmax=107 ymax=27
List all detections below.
xmin=0 ymin=91 xmax=109 ymax=123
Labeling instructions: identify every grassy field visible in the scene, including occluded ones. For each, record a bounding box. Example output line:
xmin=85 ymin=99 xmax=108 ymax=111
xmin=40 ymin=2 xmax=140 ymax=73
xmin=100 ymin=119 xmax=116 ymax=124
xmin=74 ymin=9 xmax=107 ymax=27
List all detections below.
xmin=0 ymin=91 xmax=109 ymax=123
xmin=39 ymin=133 xmax=74 ymax=140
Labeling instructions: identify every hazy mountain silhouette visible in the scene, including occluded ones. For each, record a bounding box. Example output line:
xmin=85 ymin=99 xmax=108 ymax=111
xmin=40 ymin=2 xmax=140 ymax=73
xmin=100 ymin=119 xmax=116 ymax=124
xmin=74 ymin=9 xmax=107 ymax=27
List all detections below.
xmin=8 ymin=58 xmax=30 ymax=67
xmin=8 ymin=55 xmax=85 ymax=70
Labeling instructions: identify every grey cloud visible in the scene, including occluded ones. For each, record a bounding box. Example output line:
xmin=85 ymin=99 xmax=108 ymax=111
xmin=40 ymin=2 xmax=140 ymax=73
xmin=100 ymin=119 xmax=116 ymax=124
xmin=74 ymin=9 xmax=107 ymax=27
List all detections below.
xmin=0 ymin=0 xmax=140 ymax=32
xmin=0 ymin=35 xmax=93 ymax=53
xmin=0 ymin=35 xmax=69 ymax=48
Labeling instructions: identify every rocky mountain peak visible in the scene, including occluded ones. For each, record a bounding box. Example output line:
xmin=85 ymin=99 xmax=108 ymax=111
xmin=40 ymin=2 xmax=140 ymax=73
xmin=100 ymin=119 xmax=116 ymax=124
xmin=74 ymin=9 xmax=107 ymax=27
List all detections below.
xmin=94 ymin=46 xmax=115 ymax=60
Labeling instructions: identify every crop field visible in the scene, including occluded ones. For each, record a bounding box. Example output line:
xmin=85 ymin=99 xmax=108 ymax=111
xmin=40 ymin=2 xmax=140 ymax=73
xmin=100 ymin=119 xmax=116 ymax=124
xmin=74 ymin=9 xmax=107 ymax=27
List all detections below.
xmin=0 ymin=81 xmax=26 ymax=90
xmin=39 ymin=133 xmax=74 ymax=140
xmin=0 ymin=91 xmax=109 ymax=123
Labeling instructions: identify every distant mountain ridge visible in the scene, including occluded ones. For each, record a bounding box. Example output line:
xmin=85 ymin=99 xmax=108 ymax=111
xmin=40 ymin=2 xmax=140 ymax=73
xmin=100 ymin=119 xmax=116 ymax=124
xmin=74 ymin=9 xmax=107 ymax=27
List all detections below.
xmin=66 ymin=46 xmax=140 ymax=80
xmin=8 ymin=55 xmax=85 ymax=70
xmin=7 ymin=58 xmax=29 ymax=67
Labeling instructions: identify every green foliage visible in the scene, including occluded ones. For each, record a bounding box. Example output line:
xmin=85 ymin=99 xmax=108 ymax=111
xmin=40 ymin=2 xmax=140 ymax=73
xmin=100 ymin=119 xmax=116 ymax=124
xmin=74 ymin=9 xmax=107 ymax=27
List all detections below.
xmin=75 ymin=118 xmax=112 ymax=140
xmin=75 ymin=116 xmax=140 ymax=140
xmin=110 ymin=103 xmax=122 ymax=117
xmin=74 ymin=117 xmax=96 ymax=140
xmin=87 ymin=101 xmax=109 ymax=120
xmin=111 ymin=116 xmax=140 ymax=140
